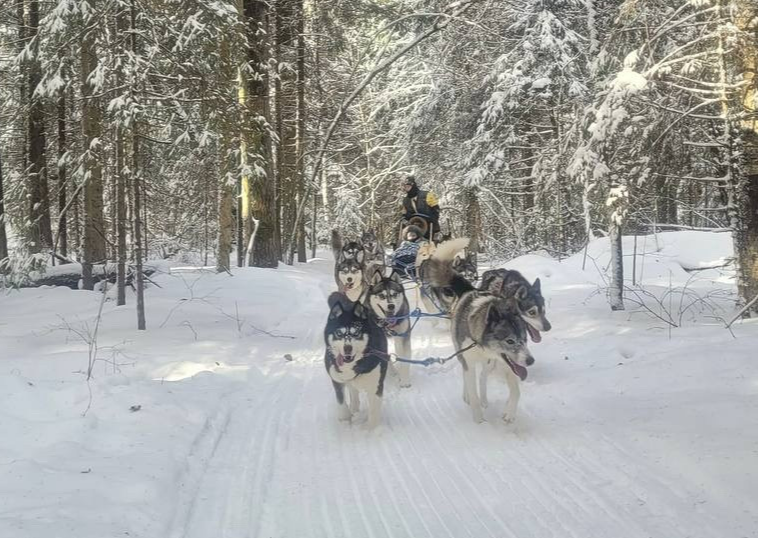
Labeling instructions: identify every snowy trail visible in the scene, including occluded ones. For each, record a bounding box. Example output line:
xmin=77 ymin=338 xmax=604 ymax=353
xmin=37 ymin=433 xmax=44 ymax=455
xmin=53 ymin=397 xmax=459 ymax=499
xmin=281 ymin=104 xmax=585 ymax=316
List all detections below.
xmin=167 ymin=349 xmax=736 ymax=538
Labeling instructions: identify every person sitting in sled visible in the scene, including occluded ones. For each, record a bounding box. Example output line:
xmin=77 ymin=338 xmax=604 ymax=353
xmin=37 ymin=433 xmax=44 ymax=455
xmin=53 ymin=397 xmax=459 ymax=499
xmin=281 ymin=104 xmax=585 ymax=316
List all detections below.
xmin=391 ymin=224 xmax=425 ymax=278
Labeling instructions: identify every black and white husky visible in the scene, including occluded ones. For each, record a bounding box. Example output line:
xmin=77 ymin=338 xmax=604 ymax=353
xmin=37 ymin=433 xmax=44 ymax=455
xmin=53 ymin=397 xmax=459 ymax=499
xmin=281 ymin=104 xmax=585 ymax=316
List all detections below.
xmin=453 ymin=250 xmax=479 ymax=283
xmin=334 ymin=257 xmax=365 ymax=302
xmin=364 ymin=269 xmax=414 ymax=388
xmin=429 ymin=239 xmax=535 ymax=423
xmin=324 ymin=292 xmax=388 ymax=429
xmin=332 ymin=229 xmax=365 ymax=263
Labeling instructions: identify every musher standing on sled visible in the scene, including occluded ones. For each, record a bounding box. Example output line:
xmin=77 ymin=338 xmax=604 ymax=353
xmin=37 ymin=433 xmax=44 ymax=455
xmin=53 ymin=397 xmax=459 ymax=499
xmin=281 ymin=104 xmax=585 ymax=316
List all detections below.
xmin=400 ymin=175 xmax=441 ymax=242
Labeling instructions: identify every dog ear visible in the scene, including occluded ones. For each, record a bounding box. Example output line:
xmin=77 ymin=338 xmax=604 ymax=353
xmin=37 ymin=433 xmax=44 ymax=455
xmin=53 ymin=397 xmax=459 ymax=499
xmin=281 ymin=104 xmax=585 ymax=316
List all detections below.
xmin=389 ymin=270 xmax=402 ymax=285
xmin=355 ymin=248 xmax=365 ymax=264
xmin=503 ymin=296 xmax=520 ymax=314
xmin=370 ymin=268 xmax=384 ymax=286
xmin=532 ymin=277 xmax=541 ymax=292
xmin=328 ymin=294 xmax=345 ymax=319
xmin=516 ymin=285 xmax=528 ymax=300
xmin=469 ymin=297 xmax=496 ymax=344
xmin=486 ymin=274 xmax=504 ymax=296
xmin=352 ymin=301 xmax=367 ymax=319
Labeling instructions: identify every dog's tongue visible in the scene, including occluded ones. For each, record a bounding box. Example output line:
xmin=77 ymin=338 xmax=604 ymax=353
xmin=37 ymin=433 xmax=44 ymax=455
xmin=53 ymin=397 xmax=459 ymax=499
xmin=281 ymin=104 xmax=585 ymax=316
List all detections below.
xmin=336 ymin=354 xmax=345 ymax=367
xmin=502 ymin=354 xmax=528 ymax=381
xmin=511 ymin=362 xmax=528 ymax=381
xmin=527 ymin=324 xmax=542 ymax=343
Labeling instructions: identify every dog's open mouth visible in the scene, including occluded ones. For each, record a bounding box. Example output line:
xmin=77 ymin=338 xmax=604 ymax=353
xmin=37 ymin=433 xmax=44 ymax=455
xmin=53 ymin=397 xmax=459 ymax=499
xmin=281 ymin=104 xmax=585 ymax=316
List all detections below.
xmin=336 ymin=354 xmax=355 ymax=367
xmin=344 ymin=282 xmax=355 ymax=290
xmin=526 ymin=323 xmax=541 ymax=343
xmin=501 ymin=353 xmax=528 ymax=381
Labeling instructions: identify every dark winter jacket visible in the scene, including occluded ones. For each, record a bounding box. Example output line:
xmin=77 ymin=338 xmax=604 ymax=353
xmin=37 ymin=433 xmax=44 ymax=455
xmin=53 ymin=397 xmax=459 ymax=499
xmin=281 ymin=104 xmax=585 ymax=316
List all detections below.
xmin=401 ymin=187 xmax=440 ymax=234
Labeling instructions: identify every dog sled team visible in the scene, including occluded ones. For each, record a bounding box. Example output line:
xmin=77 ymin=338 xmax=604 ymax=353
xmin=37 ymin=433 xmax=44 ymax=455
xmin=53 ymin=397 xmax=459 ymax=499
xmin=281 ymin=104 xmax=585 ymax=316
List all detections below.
xmin=324 ymin=180 xmax=551 ymax=430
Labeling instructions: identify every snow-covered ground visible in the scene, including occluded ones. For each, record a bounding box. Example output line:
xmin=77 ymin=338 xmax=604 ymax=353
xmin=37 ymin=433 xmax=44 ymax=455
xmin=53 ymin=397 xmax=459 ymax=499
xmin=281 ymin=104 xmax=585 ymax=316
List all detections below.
xmin=0 ymin=231 xmax=756 ymax=538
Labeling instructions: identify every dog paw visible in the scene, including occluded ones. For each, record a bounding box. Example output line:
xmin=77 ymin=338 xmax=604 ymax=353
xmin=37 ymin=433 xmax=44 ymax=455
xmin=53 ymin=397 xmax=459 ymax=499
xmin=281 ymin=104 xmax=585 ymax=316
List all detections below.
xmin=399 ymin=381 xmax=412 ymax=389
xmin=502 ymin=413 xmax=516 ymax=424
xmin=338 ymin=407 xmax=352 ymax=422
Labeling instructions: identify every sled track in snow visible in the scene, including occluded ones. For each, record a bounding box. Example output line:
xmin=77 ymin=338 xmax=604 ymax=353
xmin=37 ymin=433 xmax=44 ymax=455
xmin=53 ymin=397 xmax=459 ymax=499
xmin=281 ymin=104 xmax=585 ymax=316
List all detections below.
xmin=166 ymin=349 xmax=732 ymax=538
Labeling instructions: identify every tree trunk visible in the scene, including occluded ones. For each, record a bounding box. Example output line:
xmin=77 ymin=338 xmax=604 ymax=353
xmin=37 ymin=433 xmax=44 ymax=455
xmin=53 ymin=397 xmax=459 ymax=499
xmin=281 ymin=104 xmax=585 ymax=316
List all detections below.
xmin=113 ymin=6 xmax=127 ymax=304
xmin=131 ymin=0 xmax=145 ymax=329
xmin=216 ymin=156 xmax=234 ymax=273
xmin=0 ymin=148 xmax=8 ymax=266
xmin=608 ymin=219 xmax=625 ymax=310
xmin=17 ymin=0 xmax=28 ymax=210
xmin=734 ymin=172 xmax=758 ymax=311
xmin=607 ymin=171 xmax=627 ymax=311
xmin=276 ymin=0 xmax=298 ymax=264
xmin=57 ymin=88 xmax=68 ymax=260
xmin=27 ymin=0 xmax=53 ymax=253
xmin=465 ymin=186 xmax=480 ymax=252
xmin=731 ymin=1 xmax=758 ymax=313
xmin=132 ymin=128 xmax=146 ymax=329
xmin=245 ymin=0 xmax=280 ymax=267
xmin=116 ymin=126 xmax=127 ymax=305
xmin=216 ymin=21 xmax=235 ymax=273
xmin=80 ymin=0 xmax=107 ymax=290
xmin=295 ymin=0 xmax=307 ymax=263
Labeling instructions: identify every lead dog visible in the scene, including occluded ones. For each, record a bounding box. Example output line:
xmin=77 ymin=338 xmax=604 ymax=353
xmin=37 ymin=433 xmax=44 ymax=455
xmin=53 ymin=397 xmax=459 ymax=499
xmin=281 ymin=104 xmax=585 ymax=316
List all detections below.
xmin=428 ymin=239 xmax=534 ymax=423
xmin=324 ymin=292 xmax=388 ymax=428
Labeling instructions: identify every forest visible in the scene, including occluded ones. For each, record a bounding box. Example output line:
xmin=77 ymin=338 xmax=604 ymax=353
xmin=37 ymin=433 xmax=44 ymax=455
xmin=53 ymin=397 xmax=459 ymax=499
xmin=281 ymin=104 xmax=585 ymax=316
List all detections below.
xmin=0 ymin=0 xmax=757 ymax=323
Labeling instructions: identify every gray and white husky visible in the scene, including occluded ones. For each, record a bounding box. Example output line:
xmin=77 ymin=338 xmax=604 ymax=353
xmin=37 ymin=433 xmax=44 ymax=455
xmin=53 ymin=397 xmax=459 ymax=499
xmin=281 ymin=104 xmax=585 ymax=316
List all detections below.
xmin=361 ymin=230 xmax=386 ymax=265
xmin=477 ymin=268 xmax=552 ymax=408
xmin=361 ymin=230 xmax=387 ymax=284
xmin=334 ymin=257 xmax=366 ymax=303
xmin=364 ymin=269 xmax=414 ymax=388
xmin=479 ymin=268 xmax=551 ymax=341
xmin=324 ymin=292 xmax=388 ymax=429
xmin=429 ymin=238 xmax=535 ymax=423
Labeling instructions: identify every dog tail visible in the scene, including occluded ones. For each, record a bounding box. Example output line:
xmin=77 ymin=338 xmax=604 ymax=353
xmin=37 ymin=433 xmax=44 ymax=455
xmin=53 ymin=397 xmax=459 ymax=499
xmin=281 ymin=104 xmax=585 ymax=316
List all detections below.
xmin=428 ymin=238 xmax=474 ymax=297
xmin=331 ymin=229 xmax=342 ymax=260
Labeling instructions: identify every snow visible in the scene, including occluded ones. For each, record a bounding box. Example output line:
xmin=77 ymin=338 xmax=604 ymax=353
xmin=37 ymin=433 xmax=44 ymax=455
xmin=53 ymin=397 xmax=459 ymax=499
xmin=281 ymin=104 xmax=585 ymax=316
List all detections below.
xmin=614 ymin=68 xmax=648 ymax=93
xmin=0 ymin=231 xmax=756 ymax=537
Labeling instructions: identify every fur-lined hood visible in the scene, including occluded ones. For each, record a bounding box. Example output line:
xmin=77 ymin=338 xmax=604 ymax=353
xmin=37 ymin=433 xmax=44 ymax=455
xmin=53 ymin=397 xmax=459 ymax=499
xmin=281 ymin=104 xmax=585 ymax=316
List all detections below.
xmin=402 ymin=224 xmax=425 ymax=241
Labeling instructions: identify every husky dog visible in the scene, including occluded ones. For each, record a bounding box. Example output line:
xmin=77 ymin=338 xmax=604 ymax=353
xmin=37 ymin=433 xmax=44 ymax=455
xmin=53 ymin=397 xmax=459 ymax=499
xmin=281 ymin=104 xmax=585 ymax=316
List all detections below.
xmin=413 ymin=241 xmax=451 ymax=319
xmin=361 ymin=230 xmax=386 ymax=265
xmin=335 ymin=257 xmax=366 ymax=303
xmin=479 ymin=268 xmax=551 ymax=342
xmin=364 ymin=269 xmax=414 ymax=388
xmin=477 ymin=268 xmax=551 ymax=409
xmin=429 ymin=238 xmax=535 ymax=423
xmin=453 ymin=250 xmax=479 ymax=284
xmin=361 ymin=230 xmax=387 ymax=284
xmin=324 ymin=293 xmax=388 ymax=428
xmin=414 ymin=240 xmax=437 ymax=279
xmin=332 ymin=229 xmax=365 ymax=263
